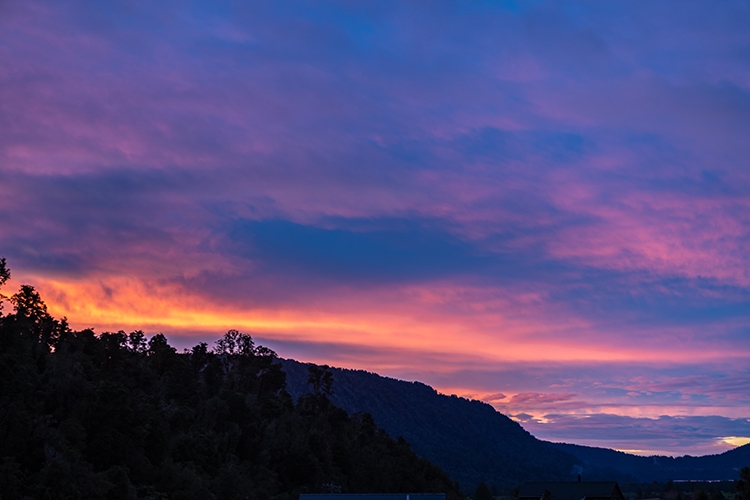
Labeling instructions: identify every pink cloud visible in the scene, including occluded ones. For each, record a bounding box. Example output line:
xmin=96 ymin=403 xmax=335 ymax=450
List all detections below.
xmin=2 ymin=0 xmax=750 ymax=457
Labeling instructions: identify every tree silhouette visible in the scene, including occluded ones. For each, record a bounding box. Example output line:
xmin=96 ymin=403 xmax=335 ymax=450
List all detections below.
xmin=11 ymin=284 xmax=50 ymax=321
xmin=215 ymin=328 xmax=256 ymax=356
xmin=0 ymin=257 xmax=9 ymax=287
xmin=308 ymin=363 xmax=334 ymax=396
xmin=0 ymin=258 xmax=462 ymax=499
xmin=475 ymin=481 xmax=493 ymax=500
xmin=0 ymin=257 xmax=11 ymax=313
xmin=738 ymin=467 xmax=750 ymax=500
xmin=127 ymin=329 xmax=148 ymax=352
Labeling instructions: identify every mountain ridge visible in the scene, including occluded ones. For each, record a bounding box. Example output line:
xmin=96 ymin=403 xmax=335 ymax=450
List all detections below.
xmin=280 ymin=358 xmax=750 ymax=492
xmin=282 ymin=359 xmax=589 ymax=493
xmin=552 ymin=441 xmax=750 ymax=482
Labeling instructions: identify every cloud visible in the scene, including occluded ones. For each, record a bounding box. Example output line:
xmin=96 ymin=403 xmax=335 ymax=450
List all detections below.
xmin=2 ymin=0 xmax=750 ymax=456
xmin=481 ymin=392 xmax=507 ymax=403
xmin=519 ymin=413 xmax=750 ymax=456
xmin=509 ymin=393 xmax=578 ymax=405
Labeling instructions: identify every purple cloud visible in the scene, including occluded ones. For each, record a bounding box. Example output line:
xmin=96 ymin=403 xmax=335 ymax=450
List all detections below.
xmin=520 ymin=413 xmax=750 ymax=456
xmin=1 ymin=0 xmax=749 ymax=455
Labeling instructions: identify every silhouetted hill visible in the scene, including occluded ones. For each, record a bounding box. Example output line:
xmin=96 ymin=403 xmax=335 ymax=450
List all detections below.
xmin=282 ymin=359 xmax=750 ymax=491
xmin=0 ymin=275 xmax=461 ymax=499
xmin=281 ymin=359 xmax=583 ymax=493
xmin=552 ymin=442 xmax=750 ymax=482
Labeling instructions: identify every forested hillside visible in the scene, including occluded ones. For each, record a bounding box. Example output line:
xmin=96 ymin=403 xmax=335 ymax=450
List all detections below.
xmin=282 ymin=360 xmax=750 ymax=492
xmin=282 ymin=359 xmax=587 ymax=493
xmin=0 ymin=259 xmax=460 ymax=500
xmin=551 ymin=441 xmax=750 ymax=482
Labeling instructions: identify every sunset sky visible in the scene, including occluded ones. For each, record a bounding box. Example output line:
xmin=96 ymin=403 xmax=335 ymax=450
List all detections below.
xmin=2 ymin=0 xmax=750 ymax=457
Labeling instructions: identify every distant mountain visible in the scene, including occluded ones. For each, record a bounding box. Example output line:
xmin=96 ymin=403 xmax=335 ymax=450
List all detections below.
xmin=281 ymin=359 xmax=750 ymax=492
xmin=552 ymin=441 xmax=750 ymax=482
xmin=281 ymin=359 xmax=584 ymax=493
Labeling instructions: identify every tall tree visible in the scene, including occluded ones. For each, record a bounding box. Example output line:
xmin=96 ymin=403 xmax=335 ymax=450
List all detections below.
xmin=738 ymin=467 xmax=750 ymax=500
xmin=475 ymin=482 xmax=493 ymax=500
xmin=0 ymin=256 xmax=10 ymax=313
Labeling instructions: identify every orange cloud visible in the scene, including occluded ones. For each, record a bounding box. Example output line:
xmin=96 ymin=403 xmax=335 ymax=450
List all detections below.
xmin=15 ymin=272 xmax=747 ymax=371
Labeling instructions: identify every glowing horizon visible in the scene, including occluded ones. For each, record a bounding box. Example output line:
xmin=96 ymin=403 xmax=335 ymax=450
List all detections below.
xmin=2 ymin=0 xmax=750 ymax=457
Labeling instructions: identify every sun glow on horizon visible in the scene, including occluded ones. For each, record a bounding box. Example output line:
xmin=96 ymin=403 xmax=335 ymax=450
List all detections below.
xmin=23 ymin=273 xmax=750 ymax=368
xmin=2 ymin=0 xmax=750 ymax=464
xmin=720 ymin=436 xmax=750 ymax=447
xmin=2 ymin=267 xmax=749 ymax=458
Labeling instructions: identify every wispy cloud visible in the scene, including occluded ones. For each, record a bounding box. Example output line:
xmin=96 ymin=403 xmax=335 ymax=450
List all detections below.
xmin=2 ymin=0 xmax=749 ymax=455
xmin=519 ymin=413 xmax=750 ymax=456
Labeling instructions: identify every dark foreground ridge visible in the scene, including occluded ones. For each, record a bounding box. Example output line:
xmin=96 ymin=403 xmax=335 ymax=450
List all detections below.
xmin=0 ymin=259 xmax=460 ymax=500
xmin=299 ymin=494 xmax=446 ymax=500
xmin=281 ymin=359 xmax=750 ymax=492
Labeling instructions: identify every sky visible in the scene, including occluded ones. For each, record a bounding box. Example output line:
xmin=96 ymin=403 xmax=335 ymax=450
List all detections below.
xmin=1 ymin=0 xmax=750 ymax=457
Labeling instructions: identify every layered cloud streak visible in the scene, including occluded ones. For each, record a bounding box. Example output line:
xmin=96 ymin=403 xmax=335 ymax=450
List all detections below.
xmin=1 ymin=0 xmax=749 ymax=455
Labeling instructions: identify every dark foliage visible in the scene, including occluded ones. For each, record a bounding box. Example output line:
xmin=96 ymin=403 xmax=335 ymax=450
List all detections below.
xmin=620 ymin=479 xmax=734 ymax=500
xmin=738 ymin=467 xmax=750 ymax=500
xmin=0 ymin=263 xmax=460 ymax=500
xmin=474 ymin=482 xmax=493 ymax=500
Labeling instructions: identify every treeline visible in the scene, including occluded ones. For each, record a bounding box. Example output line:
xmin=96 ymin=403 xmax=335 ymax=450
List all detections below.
xmin=0 ymin=259 xmax=460 ymax=500
xmin=617 ymin=476 xmax=750 ymax=500
xmin=551 ymin=442 xmax=750 ymax=483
